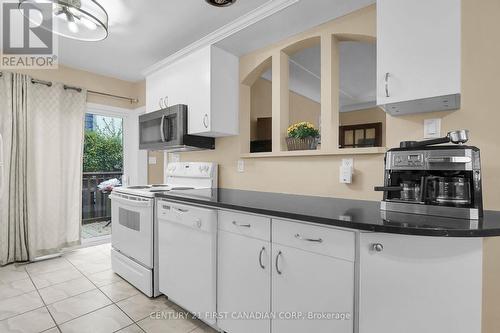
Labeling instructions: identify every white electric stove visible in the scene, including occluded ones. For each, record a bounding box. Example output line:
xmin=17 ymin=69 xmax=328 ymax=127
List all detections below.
xmin=109 ymin=162 xmax=217 ymax=297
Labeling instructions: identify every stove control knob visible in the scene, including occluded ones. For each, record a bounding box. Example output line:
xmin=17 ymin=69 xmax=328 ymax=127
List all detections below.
xmin=195 ymin=219 xmax=202 ymax=228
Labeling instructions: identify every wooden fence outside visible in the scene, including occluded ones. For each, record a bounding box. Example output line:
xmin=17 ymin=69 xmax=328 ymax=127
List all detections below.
xmin=82 ymin=171 xmax=122 ymax=224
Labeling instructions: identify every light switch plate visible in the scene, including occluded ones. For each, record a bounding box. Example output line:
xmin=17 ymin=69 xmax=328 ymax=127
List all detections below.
xmin=148 ymin=156 xmax=157 ymax=165
xmin=424 ymin=118 xmax=441 ymax=139
xmin=237 ymin=160 xmax=245 ymax=173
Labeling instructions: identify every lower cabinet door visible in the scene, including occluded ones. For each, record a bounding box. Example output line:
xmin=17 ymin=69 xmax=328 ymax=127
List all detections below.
xmin=218 ymin=231 xmax=271 ymax=333
xmin=271 ymin=245 xmax=354 ymax=333
xmin=359 ymin=233 xmax=482 ymax=333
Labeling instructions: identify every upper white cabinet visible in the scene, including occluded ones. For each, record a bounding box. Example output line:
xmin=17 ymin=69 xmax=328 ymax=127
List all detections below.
xmin=359 ymin=233 xmax=482 ymax=333
xmin=377 ymin=0 xmax=461 ymax=115
xmin=146 ymin=45 xmax=239 ymax=137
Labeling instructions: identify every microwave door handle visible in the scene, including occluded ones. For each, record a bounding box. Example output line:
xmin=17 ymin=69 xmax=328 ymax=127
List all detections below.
xmin=160 ymin=115 xmax=166 ymax=142
xmin=164 ymin=116 xmax=171 ymax=141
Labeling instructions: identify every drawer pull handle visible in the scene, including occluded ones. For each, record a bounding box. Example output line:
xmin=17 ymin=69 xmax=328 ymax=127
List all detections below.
xmin=295 ymin=234 xmax=323 ymax=243
xmin=258 ymin=247 xmax=266 ymax=269
xmin=232 ymin=221 xmax=251 ymax=228
xmin=275 ymin=251 xmax=283 ymax=275
xmin=173 ymin=208 xmax=189 ymax=213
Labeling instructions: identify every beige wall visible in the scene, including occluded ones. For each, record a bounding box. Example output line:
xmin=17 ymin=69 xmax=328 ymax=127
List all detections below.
xmin=250 ymin=78 xmax=322 ymax=140
xmin=179 ymin=5 xmax=385 ymax=200
xmin=289 ymin=88 xmax=321 ymax=127
xmin=147 ymin=151 xmax=165 ymax=185
xmin=250 ymin=78 xmax=273 ymax=140
xmin=12 ymin=65 xmax=144 ymax=108
xmin=340 ymin=107 xmax=386 ymax=146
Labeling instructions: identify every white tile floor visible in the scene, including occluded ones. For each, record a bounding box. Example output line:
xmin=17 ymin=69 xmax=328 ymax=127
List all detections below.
xmin=0 ymin=243 xmax=218 ymax=333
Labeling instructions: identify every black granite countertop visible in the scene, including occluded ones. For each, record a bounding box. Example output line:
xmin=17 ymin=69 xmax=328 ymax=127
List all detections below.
xmin=155 ymin=188 xmax=500 ymax=237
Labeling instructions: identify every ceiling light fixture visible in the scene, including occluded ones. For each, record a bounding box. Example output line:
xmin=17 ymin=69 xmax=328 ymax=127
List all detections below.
xmin=18 ymin=0 xmax=108 ymax=41
xmin=205 ymin=0 xmax=237 ymax=7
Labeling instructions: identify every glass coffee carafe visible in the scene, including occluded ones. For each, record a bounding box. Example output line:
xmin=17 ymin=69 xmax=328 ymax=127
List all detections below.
xmin=426 ymin=176 xmax=471 ymax=206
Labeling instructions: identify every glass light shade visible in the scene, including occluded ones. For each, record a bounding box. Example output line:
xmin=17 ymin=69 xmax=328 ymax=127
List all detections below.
xmin=19 ymin=0 xmax=108 ymax=41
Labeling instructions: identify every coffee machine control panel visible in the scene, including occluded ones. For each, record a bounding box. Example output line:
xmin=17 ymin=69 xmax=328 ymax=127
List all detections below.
xmin=393 ymin=153 xmax=425 ymax=168
xmin=387 ymin=148 xmax=477 ymax=171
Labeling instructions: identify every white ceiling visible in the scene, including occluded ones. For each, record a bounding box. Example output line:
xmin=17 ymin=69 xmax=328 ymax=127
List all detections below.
xmin=56 ymin=0 xmax=269 ymax=81
xmin=50 ymin=0 xmax=375 ymax=82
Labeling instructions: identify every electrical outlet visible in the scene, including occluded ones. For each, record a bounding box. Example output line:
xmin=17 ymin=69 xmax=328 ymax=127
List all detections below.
xmin=169 ymin=153 xmax=180 ymax=163
xmin=237 ymin=160 xmax=245 ymax=173
xmin=148 ymin=156 xmax=157 ymax=165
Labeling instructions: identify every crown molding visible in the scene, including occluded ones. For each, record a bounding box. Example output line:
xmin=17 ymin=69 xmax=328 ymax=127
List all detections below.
xmin=142 ymin=0 xmax=300 ymax=77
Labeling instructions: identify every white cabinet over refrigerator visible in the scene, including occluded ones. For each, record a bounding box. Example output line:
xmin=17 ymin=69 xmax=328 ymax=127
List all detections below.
xmin=146 ymin=45 xmax=239 ymax=137
xmin=377 ymin=0 xmax=461 ymax=115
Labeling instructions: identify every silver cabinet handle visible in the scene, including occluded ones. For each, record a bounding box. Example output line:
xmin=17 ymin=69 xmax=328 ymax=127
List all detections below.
xmin=371 ymin=243 xmax=384 ymax=252
xmin=160 ymin=115 xmax=166 ymax=142
xmin=232 ymin=221 xmax=251 ymax=228
xmin=385 ymin=72 xmax=390 ymax=98
xmin=295 ymin=233 xmax=323 ymax=243
xmin=427 ymin=156 xmax=471 ymax=164
xmin=258 ymin=247 xmax=266 ymax=269
xmin=275 ymin=251 xmax=283 ymax=275
xmin=203 ymin=113 xmax=209 ymax=129
xmin=173 ymin=207 xmax=189 ymax=213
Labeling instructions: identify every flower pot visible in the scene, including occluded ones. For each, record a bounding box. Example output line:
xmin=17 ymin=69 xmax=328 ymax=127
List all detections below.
xmin=286 ymin=137 xmax=318 ymax=151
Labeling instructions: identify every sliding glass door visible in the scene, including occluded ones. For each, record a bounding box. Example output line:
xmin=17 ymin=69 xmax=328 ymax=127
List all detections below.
xmin=82 ymin=112 xmax=124 ymax=241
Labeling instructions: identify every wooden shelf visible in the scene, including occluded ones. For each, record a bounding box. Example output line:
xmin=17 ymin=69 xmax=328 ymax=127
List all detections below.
xmin=241 ymin=147 xmax=387 ymax=159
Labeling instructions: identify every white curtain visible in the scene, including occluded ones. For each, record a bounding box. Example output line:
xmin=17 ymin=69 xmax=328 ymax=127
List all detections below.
xmin=0 ymin=72 xmax=86 ymax=264
xmin=0 ymin=73 xmax=30 ymax=264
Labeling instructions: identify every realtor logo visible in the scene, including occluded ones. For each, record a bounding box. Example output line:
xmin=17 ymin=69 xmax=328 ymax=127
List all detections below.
xmin=1 ymin=1 xmax=58 ymax=69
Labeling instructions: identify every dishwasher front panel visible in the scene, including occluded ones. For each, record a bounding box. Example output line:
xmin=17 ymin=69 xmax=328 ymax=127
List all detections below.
xmin=157 ymin=200 xmax=217 ymax=325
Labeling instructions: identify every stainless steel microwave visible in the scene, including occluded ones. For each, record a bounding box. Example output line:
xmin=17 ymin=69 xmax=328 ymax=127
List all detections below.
xmin=139 ymin=105 xmax=215 ymax=151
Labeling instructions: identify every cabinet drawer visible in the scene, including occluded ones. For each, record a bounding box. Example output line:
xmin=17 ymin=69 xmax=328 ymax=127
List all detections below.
xmin=272 ymin=219 xmax=355 ymax=262
xmin=219 ymin=210 xmax=271 ymax=242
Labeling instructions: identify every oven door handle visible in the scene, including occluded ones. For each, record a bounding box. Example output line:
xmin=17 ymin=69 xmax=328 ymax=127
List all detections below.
xmin=109 ymin=194 xmax=152 ymax=207
xmin=427 ymin=156 xmax=472 ymax=163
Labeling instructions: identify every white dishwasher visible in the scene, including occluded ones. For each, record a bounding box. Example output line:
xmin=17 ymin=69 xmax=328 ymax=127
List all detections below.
xmin=157 ymin=199 xmax=217 ymax=325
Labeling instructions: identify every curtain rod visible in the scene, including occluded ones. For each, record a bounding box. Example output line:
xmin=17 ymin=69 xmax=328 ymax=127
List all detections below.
xmin=0 ymin=71 xmax=139 ymax=104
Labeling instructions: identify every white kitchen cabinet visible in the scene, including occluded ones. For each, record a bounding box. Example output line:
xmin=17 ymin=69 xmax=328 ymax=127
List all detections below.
xmin=218 ymin=230 xmax=271 ymax=333
xmin=377 ymin=0 xmax=461 ymax=115
xmin=359 ymin=233 xmax=482 ymax=333
xmin=146 ymin=45 xmax=239 ymax=137
xmin=271 ymin=219 xmax=354 ymax=333
xmin=271 ymin=245 xmax=354 ymax=333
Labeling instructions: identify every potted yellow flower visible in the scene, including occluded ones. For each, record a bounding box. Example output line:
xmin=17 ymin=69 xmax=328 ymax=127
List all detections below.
xmin=286 ymin=121 xmax=320 ymax=151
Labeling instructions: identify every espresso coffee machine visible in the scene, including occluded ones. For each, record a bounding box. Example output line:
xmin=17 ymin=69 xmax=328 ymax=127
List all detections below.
xmin=375 ymin=130 xmax=483 ymax=219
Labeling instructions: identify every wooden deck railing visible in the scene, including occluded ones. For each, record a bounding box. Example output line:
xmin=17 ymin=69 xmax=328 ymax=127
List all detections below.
xmin=82 ymin=171 xmax=122 ymax=224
